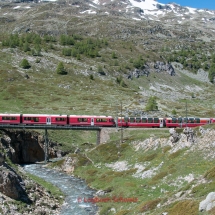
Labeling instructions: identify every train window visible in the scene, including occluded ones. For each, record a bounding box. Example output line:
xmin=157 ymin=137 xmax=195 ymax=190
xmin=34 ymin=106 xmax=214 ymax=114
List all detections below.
xmin=109 ymin=119 xmax=114 ymax=122
xmin=142 ymin=118 xmax=147 ymax=123
xmin=154 ymin=118 xmax=159 ymax=123
xmin=136 ymin=118 xmax=141 ymax=123
xmin=2 ymin=116 xmax=17 ymax=120
xmin=130 ymin=117 xmax=135 ymax=123
xmin=23 ymin=117 xmax=38 ymax=122
xmin=32 ymin=117 xmax=38 ymax=122
xmin=78 ymin=118 xmax=88 ymax=122
xmin=172 ymin=118 xmax=177 ymax=123
xmin=195 ymin=118 xmax=200 ymax=123
xmin=189 ymin=118 xmax=194 ymax=123
xmin=124 ymin=117 xmax=129 ymax=122
xmin=96 ymin=118 xmax=107 ymax=122
xmin=148 ymin=118 xmax=153 ymax=123
xmin=56 ymin=117 xmax=66 ymax=121
xmin=178 ymin=118 xmax=182 ymax=123
xmin=183 ymin=118 xmax=188 ymax=123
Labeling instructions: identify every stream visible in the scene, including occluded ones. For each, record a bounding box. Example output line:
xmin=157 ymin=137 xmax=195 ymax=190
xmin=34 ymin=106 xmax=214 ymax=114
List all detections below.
xmin=23 ymin=164 xmax=98 ymax=215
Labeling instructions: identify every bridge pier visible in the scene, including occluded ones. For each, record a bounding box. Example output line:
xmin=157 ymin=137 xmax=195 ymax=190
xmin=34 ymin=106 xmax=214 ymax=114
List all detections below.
xmin=97 ymin=130 xmax=101 ymax=145
xmin=44 ymin=129 xmax=49 ymax=163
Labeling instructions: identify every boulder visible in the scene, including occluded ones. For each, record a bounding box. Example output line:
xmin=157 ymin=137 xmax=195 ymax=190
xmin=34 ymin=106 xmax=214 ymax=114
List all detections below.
xmin=0 ymin=168 xmax=30 ymax=202
xmin=169 ymin=128 xmax=180 ymax=143
xmin=183 ymin=127 xmax=195 ymax=142
xmin=199 ymin=192 xmax=215 ymax=211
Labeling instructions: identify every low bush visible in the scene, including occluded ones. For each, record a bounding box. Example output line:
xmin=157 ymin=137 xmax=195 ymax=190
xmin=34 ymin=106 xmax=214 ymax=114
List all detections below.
xmin=168 ymin=200 xmax=198 ymax=215
xmin=139 ymin=198 xmax=161 ymax=212
xmin=204 ymin=166 xmax=215 ymax=180
xmin=168 ymin=150 xmax=183 ymax=159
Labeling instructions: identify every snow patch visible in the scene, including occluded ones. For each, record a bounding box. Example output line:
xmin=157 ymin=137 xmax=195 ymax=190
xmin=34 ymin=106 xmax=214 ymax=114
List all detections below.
xmin=80 ymin=10 xmax=96 ymax=14
xmin=186 ymin=7 xmax=196 ymax=14
xmin=129 ymin=0 xmax=161 ymax=10
xmin=13 ymin=6 xmax=21 ymax=9
xmin=92 ymin=0 xmax=99 ymax=4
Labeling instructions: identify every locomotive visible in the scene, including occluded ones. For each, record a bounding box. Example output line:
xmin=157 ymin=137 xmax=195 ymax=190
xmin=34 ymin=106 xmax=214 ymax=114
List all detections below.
xmin=0 ymin=113 xmax=213 ymax=128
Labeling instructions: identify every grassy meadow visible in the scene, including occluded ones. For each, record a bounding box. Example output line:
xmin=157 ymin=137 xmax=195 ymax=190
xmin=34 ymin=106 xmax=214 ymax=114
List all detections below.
xmin=47 ymin=127 xmax=215 ymax=215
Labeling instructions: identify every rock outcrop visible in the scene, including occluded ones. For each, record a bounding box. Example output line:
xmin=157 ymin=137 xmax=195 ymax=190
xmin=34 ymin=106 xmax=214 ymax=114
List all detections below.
xmin=199 ymin=192 xmax=215 ymax=212
xmin=154 ymin=61 xmax=175 ymax=76
xmin=0 ymin=166 xmax=30 ymax=202
xmin=0 ymin=152 xmax=5 ymax=165
xmin=127 ymin=61 xmax=175 ymax=79
xmin=0 ymin=129 xmax=62 ymax=214
xmin=0 ymin=130 xmax=64 ymax=163
xmin=169 ymin=128 xmax=180 ymax=143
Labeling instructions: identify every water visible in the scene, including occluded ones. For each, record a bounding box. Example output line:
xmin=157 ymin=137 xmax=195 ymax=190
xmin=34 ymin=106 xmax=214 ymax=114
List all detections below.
xmin=23 ymin=164 xmax=98 ymax=215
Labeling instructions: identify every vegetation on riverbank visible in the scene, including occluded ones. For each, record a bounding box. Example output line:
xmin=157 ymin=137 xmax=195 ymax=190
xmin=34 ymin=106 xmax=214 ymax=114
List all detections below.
xmin=25 ymin=173 xmax=64 ymax=204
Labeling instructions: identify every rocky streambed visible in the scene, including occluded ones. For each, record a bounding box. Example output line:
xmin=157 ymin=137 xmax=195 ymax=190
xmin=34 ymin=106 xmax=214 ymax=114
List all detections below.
xmin=23 ymin=163 xmax=98 ymax=215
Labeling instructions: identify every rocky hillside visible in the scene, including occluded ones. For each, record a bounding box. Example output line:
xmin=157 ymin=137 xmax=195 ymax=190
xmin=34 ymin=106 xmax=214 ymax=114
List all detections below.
xmin=0 ymin=129 xmax=64 ymax=215
xmin=2 ymin=124 xmax=215 ymax=214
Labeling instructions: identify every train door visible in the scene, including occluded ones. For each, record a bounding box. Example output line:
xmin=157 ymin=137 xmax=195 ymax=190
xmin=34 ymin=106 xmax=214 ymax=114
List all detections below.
xmin=46 ymin=117 xmax=51 ymax=125
xmin=160 ymin=118 xmax=164 ymax=128
xmin=91 ymin=118 xmax=94 ymax=126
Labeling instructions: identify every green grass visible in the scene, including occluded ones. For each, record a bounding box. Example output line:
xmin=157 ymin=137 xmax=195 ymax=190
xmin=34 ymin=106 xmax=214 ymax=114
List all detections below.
xmin=0 ymin=30 xmax=215 ymax=118
xmin=47 ymin=129 xmax=98 ymax=153
xmin=68 ymin=127 xmax=215 ymax=214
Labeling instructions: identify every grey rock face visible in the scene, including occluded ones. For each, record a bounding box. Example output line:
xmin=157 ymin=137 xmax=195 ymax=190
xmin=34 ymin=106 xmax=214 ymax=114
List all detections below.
xmin=128 ymin=62 xmax=175 ymax=79
xmin=199 ymin=192 xmax=215 ymax=211
xmin=169 ymin=128 xmax=180 ymax=143
xmin=0 ymin=152 xmax=5 ymax=165
xmin=1 ymin=130 xmax=65 ymax=164
xmin=0 ymin=167 xmax=30 ymax=202
xmin=154 ymin=61 xmax=175 ymax=76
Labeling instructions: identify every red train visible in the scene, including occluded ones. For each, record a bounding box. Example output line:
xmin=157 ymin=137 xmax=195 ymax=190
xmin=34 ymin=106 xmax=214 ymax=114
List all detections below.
xmin=0 ymin=114 xmax=115 ymax=127
xmin=0 ymin=113 xmax=214 ymax=128
xmin=118 ymin=116 xmax=213 ymax=128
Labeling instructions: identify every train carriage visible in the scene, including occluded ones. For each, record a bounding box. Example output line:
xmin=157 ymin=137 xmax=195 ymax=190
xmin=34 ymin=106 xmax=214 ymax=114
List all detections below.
xmin=22 ymin=114 xmax=68 ymax=125
xmin=118 ymin=117 xmax=164 ymax=128
xmin=165 ymin=117 xmax=211 ymax=128
xmin=0 ymin=114 xmax=21 ymax=124
xmin=69 ymin=115 xmax=115 ymax=127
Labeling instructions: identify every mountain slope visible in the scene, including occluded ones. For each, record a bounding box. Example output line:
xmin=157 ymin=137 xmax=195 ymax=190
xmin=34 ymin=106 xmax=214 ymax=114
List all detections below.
xmin=0 ymin=0 xmax=215 ymax=118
